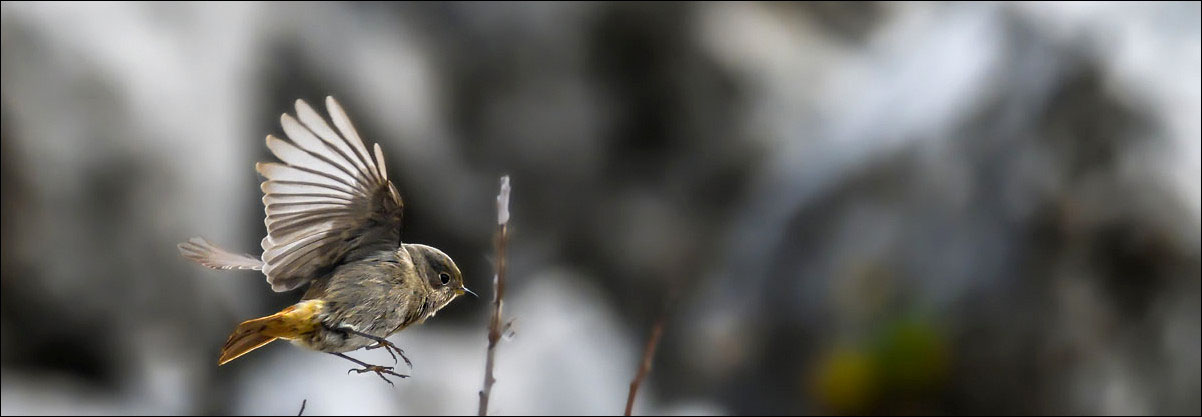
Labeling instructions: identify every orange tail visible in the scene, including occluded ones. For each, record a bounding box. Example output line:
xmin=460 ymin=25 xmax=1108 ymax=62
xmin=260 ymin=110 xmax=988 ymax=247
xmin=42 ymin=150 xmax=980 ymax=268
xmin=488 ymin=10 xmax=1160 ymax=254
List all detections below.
xmin=218 ymin=300 xmax=326 ymax=365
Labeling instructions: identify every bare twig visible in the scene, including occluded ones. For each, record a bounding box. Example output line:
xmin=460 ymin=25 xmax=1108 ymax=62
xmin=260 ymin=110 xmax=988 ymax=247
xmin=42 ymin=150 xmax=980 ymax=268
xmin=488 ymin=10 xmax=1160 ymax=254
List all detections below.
xmin=297 ymin=399 xmax=307 ymax=416
xmin=624 ymin=316 xmax=665 ymax=415
xmin=624 ymin=287 xmax=680 ymax=416
xmin=479 ymin=175 xmax=511 ymax=416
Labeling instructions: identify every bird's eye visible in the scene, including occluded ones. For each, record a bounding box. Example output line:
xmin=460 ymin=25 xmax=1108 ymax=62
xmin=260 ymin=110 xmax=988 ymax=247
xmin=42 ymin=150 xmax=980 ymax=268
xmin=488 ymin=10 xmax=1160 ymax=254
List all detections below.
xmin=439 ymin=273 xmax=450 ymax=285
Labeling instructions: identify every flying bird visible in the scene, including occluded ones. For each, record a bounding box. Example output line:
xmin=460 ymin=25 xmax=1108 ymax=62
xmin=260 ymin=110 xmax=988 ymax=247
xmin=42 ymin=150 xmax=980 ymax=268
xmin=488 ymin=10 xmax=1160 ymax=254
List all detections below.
xmin=179 ymin=96 xmax=473 ymax=384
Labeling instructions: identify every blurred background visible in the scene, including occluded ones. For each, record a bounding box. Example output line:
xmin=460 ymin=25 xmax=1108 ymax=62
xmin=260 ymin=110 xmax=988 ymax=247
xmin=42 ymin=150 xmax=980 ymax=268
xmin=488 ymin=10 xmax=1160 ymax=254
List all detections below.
xmin=2 ymin=2 xmax=1199 ymax=415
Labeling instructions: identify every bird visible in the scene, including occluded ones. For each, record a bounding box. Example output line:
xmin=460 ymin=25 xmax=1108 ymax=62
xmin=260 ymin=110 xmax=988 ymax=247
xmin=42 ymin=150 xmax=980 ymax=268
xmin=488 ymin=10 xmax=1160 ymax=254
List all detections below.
xmin=178 ymin=96 xmax=474 ymax=384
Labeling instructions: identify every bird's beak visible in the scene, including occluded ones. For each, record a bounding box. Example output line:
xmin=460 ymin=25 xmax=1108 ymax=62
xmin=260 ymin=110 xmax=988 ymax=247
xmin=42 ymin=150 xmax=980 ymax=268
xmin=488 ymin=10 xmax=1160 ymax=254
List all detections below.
xmin=458 ymin=286 xmax=478 ymax=298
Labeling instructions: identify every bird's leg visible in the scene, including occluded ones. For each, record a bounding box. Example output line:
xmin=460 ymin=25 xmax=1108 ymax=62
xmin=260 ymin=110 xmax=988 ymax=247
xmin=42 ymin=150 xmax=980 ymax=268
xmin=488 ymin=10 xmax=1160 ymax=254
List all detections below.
xmin=334 ymin=325 xmax=412 ymax=369
xmin=329 ymin=352 xmax=408 ymax=386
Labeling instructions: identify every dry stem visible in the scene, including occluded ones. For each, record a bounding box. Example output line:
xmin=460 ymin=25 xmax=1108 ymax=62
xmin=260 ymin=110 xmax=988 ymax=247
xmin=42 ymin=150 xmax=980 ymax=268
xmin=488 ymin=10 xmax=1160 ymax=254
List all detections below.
xmin=478 ymin=176 xmax=511 ymax=416
xmin=625 ymin=286 xmax=680 ymax=416
xmin=625 ymin=315 xmax=665 ymax=416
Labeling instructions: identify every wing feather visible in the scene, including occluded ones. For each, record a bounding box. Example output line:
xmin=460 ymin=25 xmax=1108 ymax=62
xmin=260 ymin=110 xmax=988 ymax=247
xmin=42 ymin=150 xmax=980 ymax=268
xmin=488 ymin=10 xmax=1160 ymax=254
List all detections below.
xmin=263 ymin=231 xmax=336 ymax=263
xmin=264 ymin=194 xmax=351 ymax=206
xmin=296 ymin=99 xmax=381 ymax=183
xmin=264 ymin=202 xmax=348 ymax=216
xmin=279 ymin=114 xmax=367 ymax=185
xmin=374 ymin=143 xmax=389 ymax=181
xmin=256 ymin=97 xmax=404 ymax=292
xmin=256 ymin=162 xmax=357 ymax=194
xmin=328 ymin=97 xmax=373 ymax=174
xmin=264 ymin=135 xmax=359 ymax=186
xmin=261 ymin=181 xmax=355 ymax=200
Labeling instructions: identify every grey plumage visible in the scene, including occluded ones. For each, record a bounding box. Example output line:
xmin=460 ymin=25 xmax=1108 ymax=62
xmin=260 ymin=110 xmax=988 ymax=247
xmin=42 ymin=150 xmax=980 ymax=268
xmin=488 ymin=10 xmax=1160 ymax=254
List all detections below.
xmin=296 ymin=244 xmax=463 ymax=353
xmin=179 ymin=97 xmax=467 ymax=370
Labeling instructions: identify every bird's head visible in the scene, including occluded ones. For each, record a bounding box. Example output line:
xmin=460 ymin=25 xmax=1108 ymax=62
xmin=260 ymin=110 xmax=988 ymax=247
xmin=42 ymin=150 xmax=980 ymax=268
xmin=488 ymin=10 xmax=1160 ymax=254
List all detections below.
xmin=404 ymin=243 xmax=474 ymax=313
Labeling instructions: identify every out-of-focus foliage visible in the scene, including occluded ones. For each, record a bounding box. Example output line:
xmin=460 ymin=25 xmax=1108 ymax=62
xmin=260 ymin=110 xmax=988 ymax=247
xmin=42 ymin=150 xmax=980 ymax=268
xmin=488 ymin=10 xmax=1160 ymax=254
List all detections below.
xmin=2 ymin=2 xmax=1198 ymax=415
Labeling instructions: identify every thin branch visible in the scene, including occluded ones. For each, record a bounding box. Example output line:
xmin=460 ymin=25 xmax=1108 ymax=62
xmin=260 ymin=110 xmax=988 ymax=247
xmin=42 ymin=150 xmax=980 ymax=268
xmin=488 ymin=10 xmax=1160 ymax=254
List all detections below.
xmin=479 ymin=175 xmax=511 ymax=416
xmin=625 ymin=287 xmax=679 ymax=416
xmin=297 ymin=399 xmax=307 ymax=416
xmin=625 ymin=317 xmax=664 ymax=416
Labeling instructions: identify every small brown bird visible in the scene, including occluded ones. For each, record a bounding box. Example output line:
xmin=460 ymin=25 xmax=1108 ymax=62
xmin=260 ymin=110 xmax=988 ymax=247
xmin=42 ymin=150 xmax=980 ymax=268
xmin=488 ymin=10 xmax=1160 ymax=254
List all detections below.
xmin=178 ymin=96 xmax=473 ymax=384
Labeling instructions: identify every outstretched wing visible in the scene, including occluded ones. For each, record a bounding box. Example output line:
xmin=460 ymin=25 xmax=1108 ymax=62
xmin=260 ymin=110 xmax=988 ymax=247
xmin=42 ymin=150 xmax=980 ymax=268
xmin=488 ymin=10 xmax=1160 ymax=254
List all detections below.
xmin=257 ymin=97 xmax=404 ymax=292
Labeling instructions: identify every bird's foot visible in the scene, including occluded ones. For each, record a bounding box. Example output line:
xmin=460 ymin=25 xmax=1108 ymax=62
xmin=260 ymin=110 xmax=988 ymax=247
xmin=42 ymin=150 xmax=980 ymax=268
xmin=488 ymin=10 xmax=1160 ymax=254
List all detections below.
xmin=367 ymin=340 xmax=412 ymax=369
xmin=347 ymin=364 xmax=409 ymax=386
